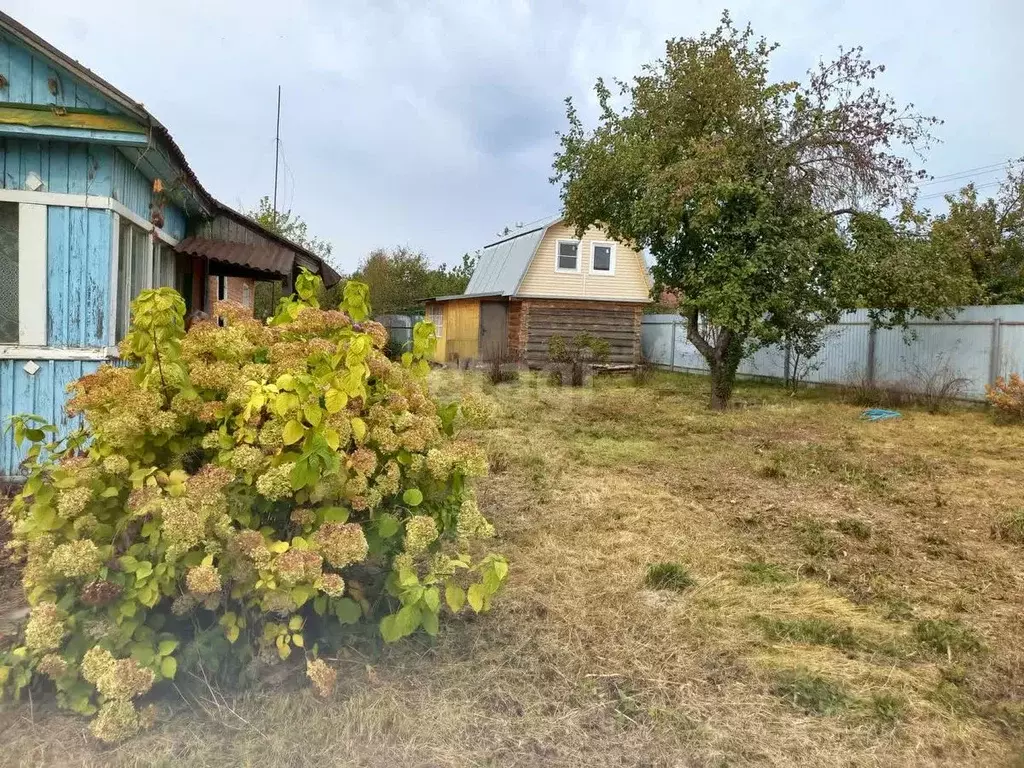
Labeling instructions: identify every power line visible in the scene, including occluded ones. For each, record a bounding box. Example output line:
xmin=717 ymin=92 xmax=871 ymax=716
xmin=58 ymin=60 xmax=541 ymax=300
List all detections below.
xmin=923 ymin=161 xmax=1011 ymax=185
xmin=919 ymin=179 xmax=1002 ymax=201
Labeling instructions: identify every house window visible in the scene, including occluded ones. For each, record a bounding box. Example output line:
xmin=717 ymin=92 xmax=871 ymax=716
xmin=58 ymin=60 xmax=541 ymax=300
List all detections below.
xmin=0 ymin=203 xmax=18 ymax=343
xmin=591 ymin=242 xmax=616 ymax=275
xmin=115 ymin=218 xmax=152 ymax=341
xmin=427 ymin=305 xmax=444 ymax=337
xmin=241 ymin=281 xmax=251 ymax=307
xmin=556 ymin=240 xmax=579 ymax=272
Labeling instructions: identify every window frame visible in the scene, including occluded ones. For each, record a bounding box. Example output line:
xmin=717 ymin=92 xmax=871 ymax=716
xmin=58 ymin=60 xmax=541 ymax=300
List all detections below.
xmin=554 ymin=239 xmax=581 ymax=273
xmin=589 ymin=241 xmax=617 ymax=276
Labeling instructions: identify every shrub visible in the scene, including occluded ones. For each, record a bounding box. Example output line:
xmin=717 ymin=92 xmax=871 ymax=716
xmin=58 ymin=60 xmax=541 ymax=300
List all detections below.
xmin=631 ymin=358 xmax=656 ymax=387
xmin=486 ymin=355 xmax=520 ymax=386
xmin=0 ymin=273 xmax=507 ymax=741
xmin=986 ymin=373 xmax=1024 ymax=422
xmin=548 ymin=333 xmax=610 ymax=387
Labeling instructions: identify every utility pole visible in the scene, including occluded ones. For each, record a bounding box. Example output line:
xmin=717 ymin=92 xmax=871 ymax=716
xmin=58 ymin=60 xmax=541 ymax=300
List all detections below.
xmin=272 ymin=85 xmax=281 ymax=216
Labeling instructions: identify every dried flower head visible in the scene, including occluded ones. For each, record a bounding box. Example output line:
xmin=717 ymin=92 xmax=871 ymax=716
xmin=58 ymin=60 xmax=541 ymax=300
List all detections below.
xmin=24 ymin=602 xmax=66 ymax=651
xmin=56 ymin=486 xmax=92 ymax=520
xmin=256 ymin=462 xmax=295 ymax=501
xmin=404 ymin=515 xmax=439 ymax=555
xmin=306 ymin=658 xmax=337 ymax=698
xmin=91 ymin=699 xmax=145 ymax=743
xmin=47 ymin=539 xmax=102 ymax=579
xmin=314 ymin=523 xmax=369 ymax=569
xmin=37 ymin=653 xmax=69 ymax=679
xmin=274 ymin=549 xmax=323 ymax=585
xmin=315 ymin=572 xmax=345 ymax=597
xmin=81 ymin=579 xmax=123 ymax=607
xmin=185 ymin=564 xmax=222 ymax=595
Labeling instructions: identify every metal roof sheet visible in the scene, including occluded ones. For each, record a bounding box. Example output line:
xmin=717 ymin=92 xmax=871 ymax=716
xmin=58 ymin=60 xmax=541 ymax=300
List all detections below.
xmin=176 ymin=237 xmax=294 ymax=278
xmin=464 ymin=215 xmax=561 ymax=296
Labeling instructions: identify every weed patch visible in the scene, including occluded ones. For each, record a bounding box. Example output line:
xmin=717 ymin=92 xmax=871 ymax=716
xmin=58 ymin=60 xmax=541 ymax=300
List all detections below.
xmin=755 ymin=616 xmax=861 ymax=651
xmin=914 ymin=619 xmax=983 ymax=656
xmin=772 ymin=669 xmax=850 ymax=714
xmin=837 ymin=518 xmax=872 ymax=541
xmin=869 ymin=693 xmax=907 ymax=724
xmin=795 ymin=520 xmax=840 ymax=558
xmin=738 ymin=561 xmax=794 ymax=585
xmin=645 ymin=563 xmax=696 ymax=591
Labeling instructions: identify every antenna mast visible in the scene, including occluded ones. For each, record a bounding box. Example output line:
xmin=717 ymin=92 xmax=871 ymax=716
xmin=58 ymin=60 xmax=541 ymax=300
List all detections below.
xmin=272 ymin=85 xmax=281 ymax=215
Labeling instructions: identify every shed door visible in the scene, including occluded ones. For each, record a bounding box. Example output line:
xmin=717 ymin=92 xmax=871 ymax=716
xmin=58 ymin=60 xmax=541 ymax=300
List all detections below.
xmin=479 ymin=301 xmax=508 ymax=361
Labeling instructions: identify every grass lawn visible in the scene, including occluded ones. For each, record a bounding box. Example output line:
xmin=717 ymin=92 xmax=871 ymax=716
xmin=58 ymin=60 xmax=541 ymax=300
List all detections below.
xmin=2 ymin=371 xmax=1023 ymax=766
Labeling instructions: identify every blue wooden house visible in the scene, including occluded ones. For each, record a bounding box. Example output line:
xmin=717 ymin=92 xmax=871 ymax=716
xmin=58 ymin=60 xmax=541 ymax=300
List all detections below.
xmin=0 ymin=12 xmax=339 ymax=479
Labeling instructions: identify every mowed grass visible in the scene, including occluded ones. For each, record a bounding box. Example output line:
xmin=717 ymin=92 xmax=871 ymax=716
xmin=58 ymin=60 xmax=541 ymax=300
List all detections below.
xmin=3 ymin=370 xmax=1024 ymax=766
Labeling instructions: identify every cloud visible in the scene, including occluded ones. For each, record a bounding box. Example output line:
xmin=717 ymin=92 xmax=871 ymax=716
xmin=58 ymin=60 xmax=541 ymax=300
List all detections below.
xmin=5 ymin=0 xmax=1021 ymax=272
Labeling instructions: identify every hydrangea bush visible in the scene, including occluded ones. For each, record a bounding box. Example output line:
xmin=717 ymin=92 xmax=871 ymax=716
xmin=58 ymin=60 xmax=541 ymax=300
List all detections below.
xmin=0 ymin=272 xmax=506 ymax=742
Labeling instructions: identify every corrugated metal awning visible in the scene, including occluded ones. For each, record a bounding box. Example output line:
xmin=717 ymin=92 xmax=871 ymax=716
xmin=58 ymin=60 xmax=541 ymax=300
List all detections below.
xmin=175 ymin=237 xmax=295 ymax=278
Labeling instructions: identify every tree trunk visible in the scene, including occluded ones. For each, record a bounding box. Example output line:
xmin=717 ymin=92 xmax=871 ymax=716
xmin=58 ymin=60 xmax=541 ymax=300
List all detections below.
xmin=709 ymin=356 xmax=739 ymax=410
xmin=684 ymin=308 xmax=745 ymax=410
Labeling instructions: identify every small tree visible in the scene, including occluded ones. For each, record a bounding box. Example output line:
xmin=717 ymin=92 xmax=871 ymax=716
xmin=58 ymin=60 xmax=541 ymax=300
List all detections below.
xmin=552 ymin=13 xmax=970 ymax=409
xmin=548 ymin=333 xmax=610 ymax=387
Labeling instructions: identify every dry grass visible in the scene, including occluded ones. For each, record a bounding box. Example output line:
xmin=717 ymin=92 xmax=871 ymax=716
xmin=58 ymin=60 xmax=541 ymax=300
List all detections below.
xmin=2 ymin=371 xmax=1023 ymax=766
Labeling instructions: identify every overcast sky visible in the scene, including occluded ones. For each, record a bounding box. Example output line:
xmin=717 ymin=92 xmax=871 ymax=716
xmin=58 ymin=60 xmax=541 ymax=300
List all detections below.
xmin=7 ymin=1 xmax=1022 ymax=272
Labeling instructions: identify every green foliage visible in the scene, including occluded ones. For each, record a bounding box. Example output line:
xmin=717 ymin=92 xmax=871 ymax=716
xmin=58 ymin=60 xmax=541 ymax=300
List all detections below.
xmin=754 ymin=616 xmax=861 ymax=651
xmin=929 ymin=164 xmax=1024 ymax=304
xmin=772 ymin=669 xmax=850 ymax=715
xmin=836 ymin=518 xmax=872 ymax=541
xmin=869 ymin=693 xmax=907 ymax=724
xmin=0 ymin=274 xmax=505 ymax=742
xmin=548 ymin=333 xmax=610 ymax=387
xmin=914 ymin=619 xmax=983 ymax=656
xmin=644 ymin=562 xmax=695 ymax=591
xmin=244 ymin=195 xmax=334 ymax=262
xmin=737 ymin=561 xmax=794 ymax=586
xmin=552 ymin=13 xmax=969 ymax=409
xmin=350 ymin=246 xmax=477 ymax=314
xmin=794 ymin=520 xmax=840 ymax=559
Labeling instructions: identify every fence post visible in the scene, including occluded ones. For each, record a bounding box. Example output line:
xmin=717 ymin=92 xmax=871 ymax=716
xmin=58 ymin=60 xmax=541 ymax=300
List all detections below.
xmin=989 ymin=318 xmax=1002 ymax=386
xmin=866 ymin=325 xmax=877 ymax=386
xmin=669 ymin=321 xmax=677 ymax=371
xmin=783 ymin=339 xmax=791 ymax=385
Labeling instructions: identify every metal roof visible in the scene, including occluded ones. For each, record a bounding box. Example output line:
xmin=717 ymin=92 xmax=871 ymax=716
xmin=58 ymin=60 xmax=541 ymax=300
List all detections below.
xmin=176 ymin=237 xmax=295 ymax=279
xmin=464 ymin=215 xmax=561 ymax=296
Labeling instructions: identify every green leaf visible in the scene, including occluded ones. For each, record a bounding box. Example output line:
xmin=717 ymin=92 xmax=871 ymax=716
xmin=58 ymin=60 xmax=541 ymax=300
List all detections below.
xmin=291 ymin=633 xmax=305 ymax=648
xmin=282 ymin=420 xmax=305 ymax=445
xmin=130 ymin=642 xmax=155 ymax=666
xmin=303 ymin=403 xmax=323 ymax=427
xmin=334 ymin=597 xmax=362 ymax=625
xmin=377 ymin=513 xmax=400 ymax=538
xmin=379 ymin=614 xmax=401 ymax=643
xmin=402 ymin=488 xmax=424 ymax=507
xmin=421 ymin=610 xmax=439 ymax=637
xmin=160 ymin=656 xmax=177 ymax=680
xmin=313 ymin=595 xmax=327 ymax=616
xmin=394 ymin=603 xmax=422 ymax=638
xmin=467 ymin=583 xmax=485 ymax=613
xmin=134 ymin=561 xmax=153 ymax=579
xmin=325 ymin=387 xmax=348 ymax=414
xmin=158 ymin=639 xmax=179 ymax=657
xmin=320 ymin=506 xmax=350 ymax=524
xmin=445 ymin=583 xmax=466 ymax=613
xmin=351 ymin=417 xmax=367 ymax=442
xmin=422 ymin=586 xmax=440 ymax=613
xmin=291 ymin=584 xmax=314 ymax=607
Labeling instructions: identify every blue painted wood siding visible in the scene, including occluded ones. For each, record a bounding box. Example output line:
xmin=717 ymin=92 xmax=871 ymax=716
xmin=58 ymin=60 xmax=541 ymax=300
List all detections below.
xmin=47 ymin=207 xmax=112 ymax=347
xmin=0 ymin=358 xmax=99 ymax=477
xmin=1 ymin=137 xmax=113 ymax=194
xmin=0 ymin=32 xmax=118 ymax=113
xmin=111 ymin=150 xmax=186 ymax=239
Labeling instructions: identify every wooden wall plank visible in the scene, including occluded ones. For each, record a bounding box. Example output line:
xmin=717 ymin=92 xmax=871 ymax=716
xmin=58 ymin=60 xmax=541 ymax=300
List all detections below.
xmin=46 ymin=205 xmax=69 ymax=344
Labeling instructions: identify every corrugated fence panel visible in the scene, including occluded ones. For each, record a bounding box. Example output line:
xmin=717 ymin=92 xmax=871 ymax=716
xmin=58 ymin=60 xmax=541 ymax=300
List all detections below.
xmin=47 ymin=207 xmax=112 ymax=347
xmin=0 ymin=359 xmax=99 ymax=478
xmin=642 ymin=306 xmax=1024 ymax=401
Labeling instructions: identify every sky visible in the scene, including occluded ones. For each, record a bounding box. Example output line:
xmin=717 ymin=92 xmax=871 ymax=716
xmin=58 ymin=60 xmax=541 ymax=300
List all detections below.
xmin=6 ymin=0 xmax=1023 ymax=273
